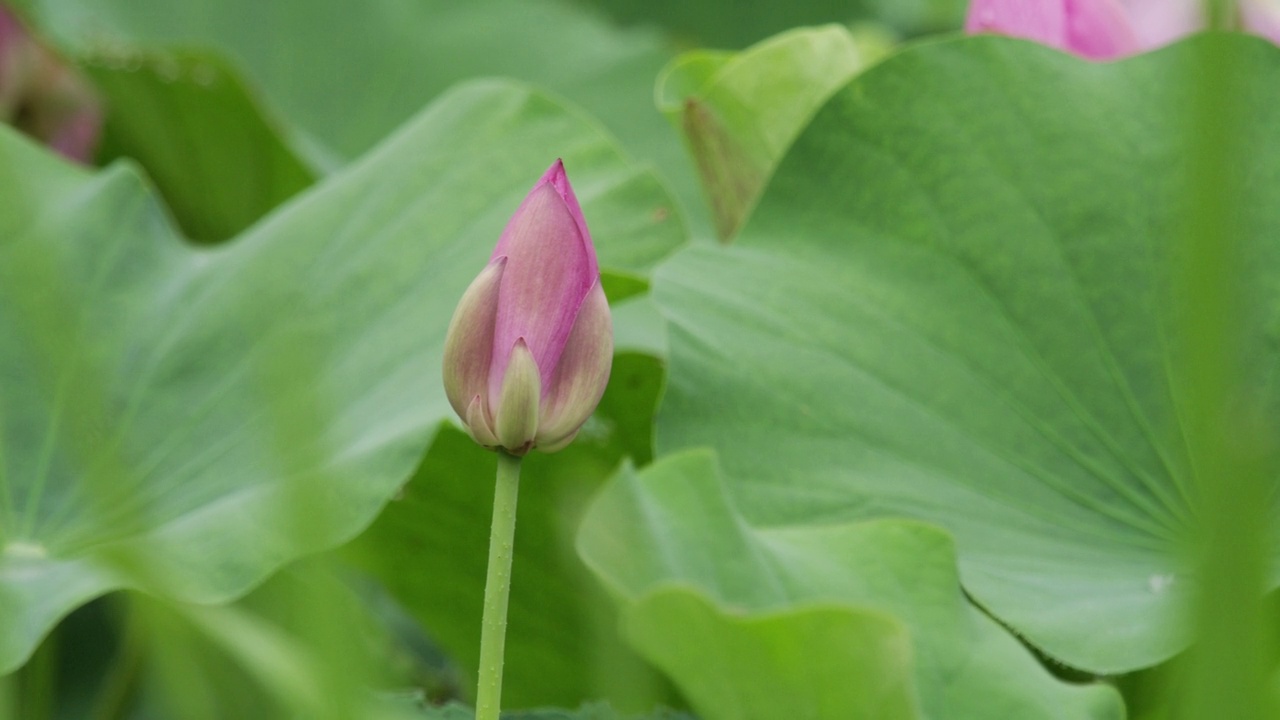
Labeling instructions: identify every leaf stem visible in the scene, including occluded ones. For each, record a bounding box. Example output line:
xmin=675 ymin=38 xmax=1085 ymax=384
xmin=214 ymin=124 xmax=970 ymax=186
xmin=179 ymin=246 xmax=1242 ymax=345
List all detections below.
xmin=476 ymin=451 xmax=521 ymax=720
xmin=1178 ymin=26 xmax=1275 ymax=720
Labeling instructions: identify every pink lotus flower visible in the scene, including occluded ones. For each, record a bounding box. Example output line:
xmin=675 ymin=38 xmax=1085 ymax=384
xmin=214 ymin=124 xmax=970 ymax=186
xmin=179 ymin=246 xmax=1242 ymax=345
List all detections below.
xmin=442 ymin=160 xmax=613 ymax=456
xmin=965 ymin=0 xmax=1141 ymax=59
xmin=0 ymin=6 xmax=100 ymax=163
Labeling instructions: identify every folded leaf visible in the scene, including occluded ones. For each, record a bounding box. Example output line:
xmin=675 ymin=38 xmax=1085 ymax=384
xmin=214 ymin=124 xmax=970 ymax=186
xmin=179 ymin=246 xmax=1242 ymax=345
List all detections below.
xmin=0 ymin=79 xmax=682 ymax=673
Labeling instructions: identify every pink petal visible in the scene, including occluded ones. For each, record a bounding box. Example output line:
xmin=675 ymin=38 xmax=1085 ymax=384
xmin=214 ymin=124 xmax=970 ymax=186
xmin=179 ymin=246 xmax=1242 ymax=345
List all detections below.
xmin=537 ymin=280 xmax=612 ymax=447
xmin=966 ymin=0 xmax=1067 ymax=49
xmin=491 ymin=159 xmax=598 ymax=279
xmin=442 ymin=258 xmax=506 ymax=420
xmin=488 ymin=160 xmax=598 ymax=402
xmin=1119 ymin=0 xmax=1204 ymax=48
xmin=492 ymin=338 xmax=541 ymax=455
xmin=0 ymin=8 xmax=28 ymax=113
xmin=0 ymin=7 xmax=101 ymax=163
xmin=47 ymin=101 xmax=101 ymax=163
xmin=465 ymin=394 xmax=500 ymax=448
xmin=0 ymin=7 xmax=21 ymax=53
xmin=1243 ymin=0 xmax=1280 ymax=45
xmin=1065 ymin=0 xmax=1141 ymax=59
xmin=965 ymin=0 xmax=1140 ymax=60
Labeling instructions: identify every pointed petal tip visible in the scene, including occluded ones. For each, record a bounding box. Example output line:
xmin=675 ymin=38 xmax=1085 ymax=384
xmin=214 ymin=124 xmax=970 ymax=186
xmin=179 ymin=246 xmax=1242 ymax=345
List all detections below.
xmin=487 ymin=159 xmax=603 ymax=399
xmin=543 ymin=159 xmax=598 ymax=277
xmin=538 ymin=158 xmax=568 ymax=192
xmin=465 ymin=394 xmax=500 ymax=448
xmin=493 ymin=338 xmax=541 ymax=453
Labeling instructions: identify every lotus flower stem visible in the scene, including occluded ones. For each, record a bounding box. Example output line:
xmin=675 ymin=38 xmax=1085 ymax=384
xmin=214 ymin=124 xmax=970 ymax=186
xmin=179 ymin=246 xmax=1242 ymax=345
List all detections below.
xmin=475 ymin=451 xmax=521 ymax=720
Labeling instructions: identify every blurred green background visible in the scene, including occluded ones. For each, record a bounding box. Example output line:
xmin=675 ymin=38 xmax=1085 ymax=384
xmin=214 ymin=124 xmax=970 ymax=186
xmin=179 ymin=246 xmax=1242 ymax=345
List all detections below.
xmin=0 ymin=0 xmax=1276 ymax=719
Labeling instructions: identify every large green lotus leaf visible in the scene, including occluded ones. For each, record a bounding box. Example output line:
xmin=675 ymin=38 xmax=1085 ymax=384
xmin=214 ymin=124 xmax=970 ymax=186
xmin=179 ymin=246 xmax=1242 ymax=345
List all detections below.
xmin=578 ymin=450 xmax=1123 ymax=720
xmin=349 ymin=354 xmax=671 ymax=708
xmin=16 ymin=0 xmax=708 ymax=235
xmin=20 ymin=576 xmax=463 ymax=720
xmin=623 ymin=589 xmax=918 ymax=720
xmin=575 ymin=0 xmax=964 ymax=49
xmin=120 ymin=565 xmax=410 ymax=720
xmin=15 ymin=0 xmax=666 ymax=160
xmin=415 ymin=702 xmax=693 ymax=719
xmin=651 ymin=36 xmax=1280 ymax=672
xmin=611 ymin=296 xmax=668 ymax=358
xmin=656 ymin=26 xmax=866 ymax=240
xmin=0 ymin=79 xmax=683 ymax=674
xmin=17 ymin=0 xmax=713 ymax=239
xmin=86 ymin=50 xmax=315 ymax=242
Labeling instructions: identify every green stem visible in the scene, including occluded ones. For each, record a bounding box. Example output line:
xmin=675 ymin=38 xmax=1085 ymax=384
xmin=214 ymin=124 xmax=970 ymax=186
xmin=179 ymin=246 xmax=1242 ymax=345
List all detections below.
xmin=476 ymin=452 xmax=521 ymax=720
xmin=1178 ymin=23 xmax=1275 ymax=720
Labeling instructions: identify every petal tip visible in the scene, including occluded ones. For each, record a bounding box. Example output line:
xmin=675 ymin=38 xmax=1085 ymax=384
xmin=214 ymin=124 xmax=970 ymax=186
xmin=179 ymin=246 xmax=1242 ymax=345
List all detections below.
xmin=493 ymin=338 xmax=541 ymax=454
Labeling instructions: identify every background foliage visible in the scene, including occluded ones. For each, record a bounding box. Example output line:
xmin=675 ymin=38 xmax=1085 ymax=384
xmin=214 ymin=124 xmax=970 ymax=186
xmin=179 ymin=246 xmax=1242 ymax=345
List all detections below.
xmin=0 ymin=0 xmax=1276 ymax=718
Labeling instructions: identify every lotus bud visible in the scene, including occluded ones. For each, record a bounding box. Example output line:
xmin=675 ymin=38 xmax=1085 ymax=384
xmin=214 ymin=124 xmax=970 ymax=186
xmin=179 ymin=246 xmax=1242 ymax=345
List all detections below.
xmin=965 ymin=0 xmax=1140 ymax=60
xmin=442 ymin=160 xmax=613 ymax=456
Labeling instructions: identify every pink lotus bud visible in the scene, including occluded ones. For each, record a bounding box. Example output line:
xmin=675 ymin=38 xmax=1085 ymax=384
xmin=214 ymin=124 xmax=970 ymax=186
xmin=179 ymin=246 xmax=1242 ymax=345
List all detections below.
xmin=0 ymin=6 xmax=100 ymax=163
xmin=442 ymin=160 xmax=613 ymax=456
xmin=965 ymin=0 xmax=1141 ymax=60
